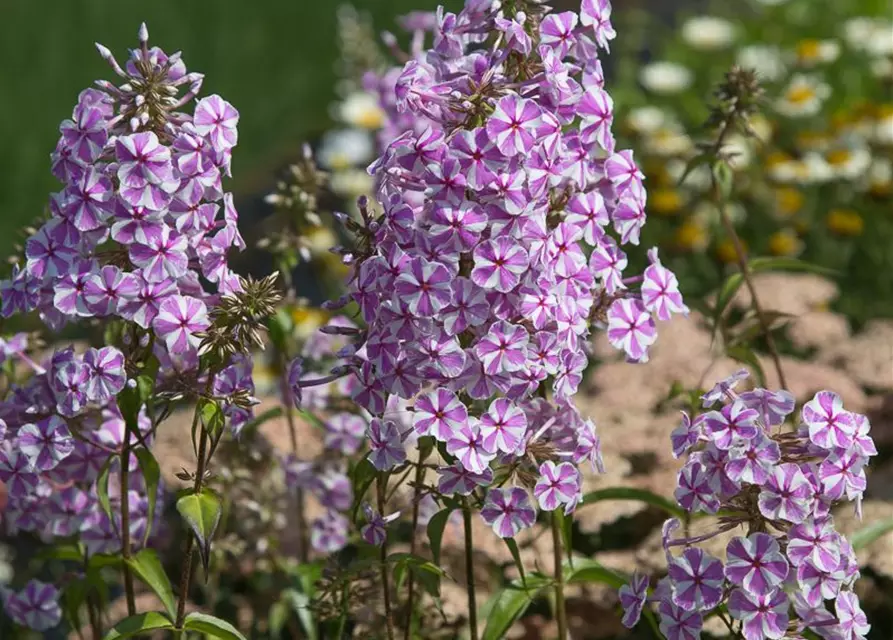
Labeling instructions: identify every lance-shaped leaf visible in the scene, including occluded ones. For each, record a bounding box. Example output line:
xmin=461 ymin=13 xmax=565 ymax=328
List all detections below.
xmin=580 ymin=487 xmax=687 ymax=520
xmin=427 ymin=508 xmax=454 ymax=566
xmin=103 ymin=612 xmax=174 ymax=640
xmin=176 ymin=489 xmax=223 ymax=579
xmin=183 ymin=612 xmax=248 ymax=640
xmin=133 ymin=447 xmax=160 ymax=546
xmin=480 ymin=575 xmax=551 ymax=640
xmin=126 ymin=548 xmax=176 ymax=619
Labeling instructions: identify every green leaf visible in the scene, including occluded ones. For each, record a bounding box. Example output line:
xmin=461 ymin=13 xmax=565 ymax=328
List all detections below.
xmin=711 ymin=160 xmax=734 ymax=200
xmin=268 ymin=308 xmax=294 ymax=352
xmin=580 ymin=487 xmax=686 ymax=519
xmin=118 ymin=373 xmax=154 ymax=431
xmin=126 ymin=548 xmax=176 ymax=619
xmin=350 ymin=459 xmax=378 ymax=523
xmin=200 ymin=398 xmax=226 ymax=442
xmin=481 ymin=577 xmax=551 ymax=640
xmin=555 ymin=509 xmax=574 ymax=570
xmin=427 ymin=508 xmax=454 ymax=566
xmin=133 ymin=447 xmax=160 ymax=547
xmin=502 ymin=537 xmax=527 ymax=587
xmin=565 ymin=559 xmax=626 ymax=589
xmin=725 ymin=344 xmax=767 ymax=388
xmin=282 ymin=587 xmax=318 ymax=640
xmin=96 ymin=455 xmax=116 ymax=522
xmin=852 ymin=517 xmax=893 ymax=550
xmin=103 ymin=612 xmax=174 ymax=640
xmin=183 ymin=612 xmax=248 ymax=640
xmin=176 ymin=489 xmax=223 ymax=579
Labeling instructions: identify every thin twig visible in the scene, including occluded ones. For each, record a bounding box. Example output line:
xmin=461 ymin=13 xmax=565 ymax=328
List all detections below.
xmin=119 ymin=419 xmax=136 ymax=616
xmin=551 ymin=512 xmax=568 ymax=640
xmin=174 ymin=402 xmax=211 ymax=630
xmin=710 ymin=107 xmax=788 ymax=391
xmin=463 ymin=498 xmax=480 ymax=640
xmin=403 ymin=455 xmax=427 ymax=640
xmin=378 ymin=473 xmax=396 ymax=640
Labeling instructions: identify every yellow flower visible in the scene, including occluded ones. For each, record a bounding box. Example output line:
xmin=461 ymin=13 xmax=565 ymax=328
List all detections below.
xmin=826 ymin=209 xmax=864 ymax=236
xmin=774 ymin=187 xmax=804 ymax=217
xmin=768 ymin=229 xmax=804 ymax=256
xmin=650 ymin=188 xmax=684 ymax=215
xmin=715 ymin=237 xmax=746 ymax=264
xmin=289 ymin=306 xmax=330 ymax=339
xmin=795 ymin=39 xmax=841 ymax=66
xmin=675 ymin=220 xmax=708 ymax=252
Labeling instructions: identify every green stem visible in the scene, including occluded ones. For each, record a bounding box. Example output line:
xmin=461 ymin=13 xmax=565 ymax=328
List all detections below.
xmin=378 ymin=473 xmax=395 ymax=640
xmin=119 ymin=417 xmax=136 ymax=616
xmin=551 ymin=511 xmax=568 ymax=640
xmin=403 ymin=455 xmax=428 ymax=640
xmin=174 ymin=403 xmax=211 ymax=631
xmin=463 ymin=499 xmax=479 ymax=640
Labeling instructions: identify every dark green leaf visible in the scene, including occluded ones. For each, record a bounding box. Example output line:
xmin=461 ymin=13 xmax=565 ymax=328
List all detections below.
xmin=852 ymin=517 xmax=893 ymax=550
xmin=565 ymin=559 xmax=626 ymax=589
xmin=282 ymin=588 xmax=318 ymax=640
xmin=133 ymin=448 xmax=160 ymax=547
xmin=580 ymin=487 xmax=686 ymax=519
xmin=502 ymin=537 xmax=527 ymax=587
xmin=711 ymin=160 xmax=734 ymax=200
xmin=126 ymin=548 xmax=176 ymax=619
xmin=183 ymin=612 xmax=248 ymax=640
xmin=96 ymin=455 xmax=116 ymax=522
xmin=237 ymin=406 xmax=283 ymax=438
xmin=103 ymin=612 xmax=174 ymax=640
xmin=427 ymin=508 xmax=454 ymax=566
xmin=481 ymin=577 xmax=551 ymax=640
xmin=555 ymin=510 xmax=574 ymax=570
xmin=176 ymin=489 xmax=223 ymax=579
xmin=350 ymin=459 xmax=378 ymax=524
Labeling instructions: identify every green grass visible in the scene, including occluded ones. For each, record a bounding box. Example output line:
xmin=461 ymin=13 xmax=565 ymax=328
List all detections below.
xmin=0 ymin=0 xmax=451 ymax=257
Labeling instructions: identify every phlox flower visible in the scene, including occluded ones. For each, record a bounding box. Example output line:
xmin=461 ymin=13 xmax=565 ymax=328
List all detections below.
xmin=618 ymin=572 xmax=648 ymax=628
xmin=437 ymin=462 xmax=493 ymax=496
xmin=725 ymin=533 xmax=789 ymax=597
xmin=667 ymin=547 xmax=724 ymax=611
xmin=480 ymin=487 xmax=536 ymax=538
xmin=728 ymin=588 xmax=789 ymax=640
xmin=151 ymin=295 xmax=210 ymax=355
xmin=16 ymin=416 xmax=75 ymax=472
xmin=412 ymin=387 xmax=467 ymax=441
xmin=3 ymin=580 xmax=62 ymax=631
xmin=479 ymin=398 xmax=527 ymax=455
xmin=758 ymin=462 xmax=815 ymax=523
xmin=446 ymin=422 xmax=496 ymax=474
xmin=533 ymin=461 xmax=580 ymax=511
xmin=367 ymin=419 xmax=407 ymax=471
xmin=361 ymin=504 xmax=400 ymax=547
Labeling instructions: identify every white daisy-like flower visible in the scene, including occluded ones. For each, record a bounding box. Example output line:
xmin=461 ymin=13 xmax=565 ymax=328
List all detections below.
xmin=875 ymin=108 xmax=893 ymax=145
xmin=865 ymin=157 xmax=892 ymax=193
xmin=737 ymin=45 xmax=786 ymax=82
xmin=768 ymin=152 xmax=833 ymax=184
xmin=680 ymin=16 xmax=736 ymax=51
xmin=645 ymin=120 xmax=693 ymax=156
xmin=775 ymin=74 xmax=831 ymax=117
xmin=317 ymin=129 xmax=375 ymax=170
xmin=824 ymin=145 xmax=872 ymax=181
xmin=843 ymin=17 xmax=893 ymax=57
xmin=337 ymin=91 xmax=385 ymax=129
xmin=329 ymin=168 xmax=375 ymax=199
xmin=668 ymin=158 xmax=712 ymax=191
xmin=724 ymin=135 xmax=754 ymax=170
xmin=639 ymin=61 xmax=693 ymax=95
xmin=626 ymin=106 xmax=666 ymax=135
xmin=872 ymin=57 xmax=893 ymax=79
xmin=794 ymin=39 xmax=841 ymax=66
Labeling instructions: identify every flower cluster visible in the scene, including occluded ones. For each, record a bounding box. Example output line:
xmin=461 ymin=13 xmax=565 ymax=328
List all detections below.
xmin=0 ymin=25 xmax=245 ymax=631
xmin=314 ymin=0 xmax=688 ymax=540
xmin=0 ymin=24 xmax=243 ymax=372
xmin=619 ymin=370 xmax=876 ymax=640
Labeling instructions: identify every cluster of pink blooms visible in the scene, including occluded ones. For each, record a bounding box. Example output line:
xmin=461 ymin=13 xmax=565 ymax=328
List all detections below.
xmin=0 ymin=26 xmax=246 ymax=631
xmin=619 ymin=370 xmax=876 ymax=640
xmin=316 ymin=0 xmax=688 ymax=540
